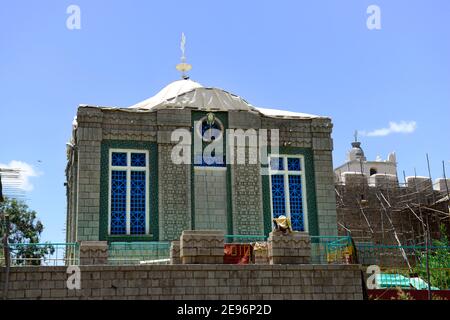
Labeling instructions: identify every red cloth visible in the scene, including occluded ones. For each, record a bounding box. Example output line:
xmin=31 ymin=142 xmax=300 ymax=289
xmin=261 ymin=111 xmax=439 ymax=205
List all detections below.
xmin=223 ymin=244 xmax=252 ymax=264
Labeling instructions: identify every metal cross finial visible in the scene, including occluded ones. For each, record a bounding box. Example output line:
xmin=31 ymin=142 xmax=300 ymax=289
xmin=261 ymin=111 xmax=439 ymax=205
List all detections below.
xmin=176 ymin=32 xmax=192 ymax=79
xmin=354 ymin=130 xmax=358 ymax=142
xmin=180 ymin=32 xmax=186 ymax=62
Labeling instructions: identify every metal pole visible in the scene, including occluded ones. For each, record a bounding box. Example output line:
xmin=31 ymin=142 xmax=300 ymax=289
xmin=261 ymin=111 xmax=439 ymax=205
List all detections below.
xmin=424 ymin=158 xmax=434 ymax=301
xmin=2 ymin=214 xmax=10 ymax=300
xmin=0 ymin=173 xmax=10 ymax=300
xmin=443 ymin=161 xmax=450 ymax=204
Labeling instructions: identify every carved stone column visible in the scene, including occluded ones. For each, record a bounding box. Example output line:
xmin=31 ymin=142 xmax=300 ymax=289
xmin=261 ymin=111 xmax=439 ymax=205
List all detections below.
xmin=268 ymin=231 xmax=311 ymax=264
xmin=79 ymin=241 xmax=108 ymax=265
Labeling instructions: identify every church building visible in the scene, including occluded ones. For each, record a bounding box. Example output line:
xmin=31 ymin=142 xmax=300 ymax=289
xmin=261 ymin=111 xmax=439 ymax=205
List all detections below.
xmin=65 ymin=54 xmax=338 ymax=243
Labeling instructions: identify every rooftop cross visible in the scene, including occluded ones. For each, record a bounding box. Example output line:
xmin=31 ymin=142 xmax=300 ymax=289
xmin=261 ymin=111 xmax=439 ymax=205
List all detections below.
xmin=176 ymin=32 xmax=192 ymax=79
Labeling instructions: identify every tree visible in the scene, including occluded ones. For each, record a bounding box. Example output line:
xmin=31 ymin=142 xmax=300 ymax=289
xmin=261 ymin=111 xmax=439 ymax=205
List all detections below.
xmin=414 ymin=224 xmax=450 ymax=290
xmin=1 ymin=197 xmax=53 ymax=266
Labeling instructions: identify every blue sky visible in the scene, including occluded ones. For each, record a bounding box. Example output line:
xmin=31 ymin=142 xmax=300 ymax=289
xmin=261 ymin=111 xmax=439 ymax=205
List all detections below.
xmin=0 ymin=0 xmax=449 ymax=242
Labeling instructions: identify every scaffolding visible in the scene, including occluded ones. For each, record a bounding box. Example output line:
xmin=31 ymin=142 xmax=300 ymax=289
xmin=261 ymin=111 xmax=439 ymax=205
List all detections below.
xmin=336 ymin=174 xmax=450 ymax=248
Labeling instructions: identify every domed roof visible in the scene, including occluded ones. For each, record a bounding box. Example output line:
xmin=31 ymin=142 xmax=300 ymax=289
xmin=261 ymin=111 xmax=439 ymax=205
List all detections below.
xmin=129 ymin=79 xmax=203 ymax=110
xmin=129 ymin=78 xmax=323 ymax=119
xmin=348 ymin=141 xmax=367 ymax=161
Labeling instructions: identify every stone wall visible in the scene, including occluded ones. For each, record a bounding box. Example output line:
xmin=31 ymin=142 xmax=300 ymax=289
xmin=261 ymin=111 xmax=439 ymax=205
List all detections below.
xmin=75 ymin=107 xmax=103 ymax=241
xmin=313 ymin=150 xmax=338 ymax=236
xmin=68 ymin=106 xmax=338 ymax=242
xmin=194 ymin=169 xmax=228 ymax=231
xmin=261 ymin=117 xmax=337 ymax=236
xmin=0 ymin=264 xmax=363 ymax=300
xmin=228 ymin=112 xmax=265 ymax=236
xmin=158 ymin=145 xmax=192 ymax=241
xmin=231 ymin=161 xmax=264 ymax=235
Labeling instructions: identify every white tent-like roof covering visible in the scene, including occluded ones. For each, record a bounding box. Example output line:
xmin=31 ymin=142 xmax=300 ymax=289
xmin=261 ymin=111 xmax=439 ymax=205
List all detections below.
xmin=129 ymin=79 xmax=324 ymax=119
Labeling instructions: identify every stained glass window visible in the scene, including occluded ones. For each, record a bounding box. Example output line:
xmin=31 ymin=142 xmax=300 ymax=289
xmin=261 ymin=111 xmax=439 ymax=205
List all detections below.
xmin=112 ymin=152 xmax=127 ymax=166
xmin=131 ymin=153 xmax=146 ymax=167
xmin=194 ymin=114 xmax=225 ymax=167
xmin=201 ymin=118 xmax=223 ymax=142
xmin=288 ymin=175 xmax=304 ymax=231
xmin=109 ymin=150 xmax=148 ymax=235
xmin=270 ymin=157 xmax=284 ymax=171
xmin=111 ymin=170 xmax=127 ymax=235
xmin=130 ymin=171 xmax=146 ymax=234
xmin=287 ymin=158 xmax=301 ymax=171
xmin=268 ymin=155 xmax=306 ymax=232
xmin=271 ymin=175 xmax=286 ymax=218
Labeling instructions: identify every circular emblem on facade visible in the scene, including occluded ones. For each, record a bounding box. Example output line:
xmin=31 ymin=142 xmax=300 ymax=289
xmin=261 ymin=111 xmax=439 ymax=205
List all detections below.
xmin=196 ymin=113 xmax=224 ymax=142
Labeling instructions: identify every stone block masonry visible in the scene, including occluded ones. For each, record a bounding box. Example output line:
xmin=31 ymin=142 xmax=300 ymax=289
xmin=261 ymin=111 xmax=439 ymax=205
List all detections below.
xmin=170 ymin=241 xmax=181 ymax=265
xmin=268 ymin=231 xmax=311 ymax=264
xmin=68 ymin=103 xmax=339 ymax=243
xmin=79 ymin=241 xmax=108 ymax=265
xmin=158 ymin=144 xmax=191 ymax=241
xmin=180 ymin=230 xmax=224 ymax=264
xmin=0 ymin=264 xmax=364 ymax=300
xmin=194 ymin=169 xmax=228 ymax=231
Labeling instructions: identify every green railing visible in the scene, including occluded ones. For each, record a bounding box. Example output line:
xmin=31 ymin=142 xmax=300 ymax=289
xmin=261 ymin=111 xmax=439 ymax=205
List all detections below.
xmin=310 ymin=235 xmax=353 ymax=264
xmin=224 ymin=235 xmax=267 ymax=243
xmin=356 ymin=244 xmax=450 ymax=267
xmin=0 ymin=243 xmax=79 ymax=266
xmin=108 ymin=242 xmax=171 ymax=265
xmin=224 ymin=234 xmax=354 ymax=265
xmin=356 ymin=243 xmax=450 ymax=290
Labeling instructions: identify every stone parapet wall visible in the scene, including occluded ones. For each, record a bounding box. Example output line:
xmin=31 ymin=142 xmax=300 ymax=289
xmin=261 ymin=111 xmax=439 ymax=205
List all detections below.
xmin=0 ymin=264 xmax=363 ymax=300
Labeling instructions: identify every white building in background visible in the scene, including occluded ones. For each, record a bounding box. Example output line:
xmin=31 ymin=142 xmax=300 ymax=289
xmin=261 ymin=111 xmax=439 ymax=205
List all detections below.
xmin=334 ymin=139 xmax=398 ymax=184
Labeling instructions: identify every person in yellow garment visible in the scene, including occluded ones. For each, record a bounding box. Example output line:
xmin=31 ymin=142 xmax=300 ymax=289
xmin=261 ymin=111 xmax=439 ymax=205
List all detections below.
xmin=272 ymin=215 xmax=293 ymax=233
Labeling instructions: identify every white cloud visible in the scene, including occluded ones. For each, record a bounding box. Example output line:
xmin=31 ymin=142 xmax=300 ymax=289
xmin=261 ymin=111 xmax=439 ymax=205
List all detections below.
xmin=362 ymin=121 xmax=417 ymax=137
xmin=0 ymin=160 xmax=42 ymax=192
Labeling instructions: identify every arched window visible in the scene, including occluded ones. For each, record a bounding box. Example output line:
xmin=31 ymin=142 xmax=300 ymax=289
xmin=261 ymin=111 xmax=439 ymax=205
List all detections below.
xmin=198 ymin=113 xmax=224 ymax=142
xmin=194 ymin=113 xmax=225 ymax=167
xmin=370 ymin=168 xmax=378 ymax=176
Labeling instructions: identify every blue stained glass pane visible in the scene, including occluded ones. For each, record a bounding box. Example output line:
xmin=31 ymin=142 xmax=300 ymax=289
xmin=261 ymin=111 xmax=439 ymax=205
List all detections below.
xmin=270 ymin=157 xmax=284 ymax=170
xmin=201 ymin=120 xmax=222 ymax=141
xmin=288 ymin=175 xmax=304 ymax=231
xmin=112 ymin=152 xmax=127 ymax=166
xmin=130 ymin=171 xmax=146 ymax=235
xmin=271 ymin=175 xmax=286 ymax=218
xmin=111 ymin=170 xmax=127 ymax=235
xmin=288 ymin=158 xmax=301 ymax=171
xmin=131 ymin=153 xmax=146 ymax=167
